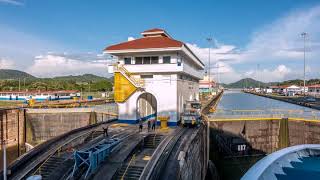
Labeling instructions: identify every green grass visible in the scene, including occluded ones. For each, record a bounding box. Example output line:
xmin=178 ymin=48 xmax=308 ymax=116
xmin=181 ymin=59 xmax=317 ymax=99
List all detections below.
xmin=0 ymin=101 xmax=24 ymax=108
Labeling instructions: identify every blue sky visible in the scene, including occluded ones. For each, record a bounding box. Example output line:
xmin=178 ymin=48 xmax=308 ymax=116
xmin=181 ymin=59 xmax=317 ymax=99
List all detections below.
xmin=0 ymin=0 xmax=320 ymax=83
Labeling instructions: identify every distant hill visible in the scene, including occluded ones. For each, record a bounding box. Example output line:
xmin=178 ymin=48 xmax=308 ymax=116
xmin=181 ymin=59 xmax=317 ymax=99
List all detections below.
xmin=0 ymin=69 xmax=35 ymax=80
xmin=225 ymin=78 xmax=266 ymax=88
xmin=0 ymin=69 xmax=113 ymax=92
xmin=52 ymin=74 xmax=109 ymax=82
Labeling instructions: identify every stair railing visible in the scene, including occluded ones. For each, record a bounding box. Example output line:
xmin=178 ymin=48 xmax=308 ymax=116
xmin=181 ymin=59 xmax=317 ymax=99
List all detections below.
xmin=121 ymin=154 xmax=136 ymax=180
xmin=32 ymin=130 xmax=94 ymax=176
xmin=116 ymin=65 xmax=144 ymax=88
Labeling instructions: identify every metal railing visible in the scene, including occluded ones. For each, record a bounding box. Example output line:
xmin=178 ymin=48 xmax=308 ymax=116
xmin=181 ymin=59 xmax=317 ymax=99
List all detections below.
xmin=32 ymin=129 xmax=97 ymax=176
xmin=210 ymin=109 xmax=320 ymax=121
xmin=71 ymin=138 xmax=120 ymax=179
xmin=115 ymin=65 xmax=144 ymax=87
xmin=121 ymin=153 xmax=136 ymax=180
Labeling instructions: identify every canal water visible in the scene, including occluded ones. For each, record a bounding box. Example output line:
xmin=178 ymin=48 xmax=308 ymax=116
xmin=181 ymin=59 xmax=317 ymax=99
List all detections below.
xmin=210 ymin=90 xmax=320 ymax=119
xmin=209 ymin=90 xmax=320 ymax=180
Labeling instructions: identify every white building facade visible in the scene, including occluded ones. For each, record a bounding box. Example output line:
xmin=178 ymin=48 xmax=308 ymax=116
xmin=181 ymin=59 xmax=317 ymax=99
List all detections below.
xmin=105 ymin=29 xmax=204 ymax=126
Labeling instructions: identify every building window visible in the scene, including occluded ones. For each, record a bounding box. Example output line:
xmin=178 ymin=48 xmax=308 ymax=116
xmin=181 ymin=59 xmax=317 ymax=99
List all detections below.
xmin=124 ymin=57 xmax=131 ymax=64
xmin=135 ymin=57 xmax=143 ymax=64
xmin=151 ymin=56 xmax=159 ymax=64
xmin=140 ymin=75 xmax=153 ymax=79
xmin=143 ymin=57 xmax=151 ymax=64
xmin=163 ymin=56 xmax=171 ymax=64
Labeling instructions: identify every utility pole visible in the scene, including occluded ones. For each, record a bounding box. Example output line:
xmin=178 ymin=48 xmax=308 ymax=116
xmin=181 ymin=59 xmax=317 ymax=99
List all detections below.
xmin=257 ymin=64 xmax=261 ymax=91
xmin=301 ymin=32 xmax=307 ymax=96
xmin=206 ymin=37 xmax=212 ymax=91
xmin=18 ymin=78 xmax=21 ymax=91
xmin=23 ymin=78 xmax=26 ymax=91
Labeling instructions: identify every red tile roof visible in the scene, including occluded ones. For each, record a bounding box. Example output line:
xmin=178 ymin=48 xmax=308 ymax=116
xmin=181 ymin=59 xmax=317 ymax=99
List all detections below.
xmin=142 ymin=28 xmax=165 ymax=33
xmin=105 ymin=36 xmax=183 ymax=51
xmin=308 ymin=84 xmax=320 ymax=88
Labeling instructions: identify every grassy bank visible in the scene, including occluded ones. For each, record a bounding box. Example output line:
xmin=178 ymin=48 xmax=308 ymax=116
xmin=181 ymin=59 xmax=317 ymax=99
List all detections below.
xmin=0 ymin=101 xmax=24 ymax=108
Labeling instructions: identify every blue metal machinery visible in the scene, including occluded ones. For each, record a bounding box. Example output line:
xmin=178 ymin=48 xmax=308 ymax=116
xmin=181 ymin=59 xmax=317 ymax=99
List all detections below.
xmin=71 ymin=138 xmax=120 ymax=179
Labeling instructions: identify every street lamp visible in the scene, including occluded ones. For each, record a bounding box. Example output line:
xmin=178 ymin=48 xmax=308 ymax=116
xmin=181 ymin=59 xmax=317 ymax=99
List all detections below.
xmin=301 ymin=32 xmax=307 ymax=96
xmin=206 ymin=37 xmax=212 ymax=84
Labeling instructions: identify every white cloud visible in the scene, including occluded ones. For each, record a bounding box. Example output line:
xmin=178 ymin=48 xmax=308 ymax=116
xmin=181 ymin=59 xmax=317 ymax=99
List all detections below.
xmin=128 ymin=37 xmax=135 ymax=41
xmin=243 ymin=5 xmax=320 ymax=63
xmin=26 ymin=54 xmax=112 ymax=77
xmin=0 ymin=0 xmax=23 ymax=5
xmin=187 ymin=43 xmax=241 ymax=65
xmin=0 ymin=58 xmax=15 ymax=69
xmin=0 ymin=24 xmax=65 ymax=69
xmin=243 ymin=65 xmax=292 ymax=82
xmin=189 ymin=5 xmax=320 ymax=83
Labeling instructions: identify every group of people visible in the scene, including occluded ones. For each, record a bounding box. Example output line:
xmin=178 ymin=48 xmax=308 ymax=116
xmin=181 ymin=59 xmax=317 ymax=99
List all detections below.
xmin=139 ymin=118 xmax=156 ymax=132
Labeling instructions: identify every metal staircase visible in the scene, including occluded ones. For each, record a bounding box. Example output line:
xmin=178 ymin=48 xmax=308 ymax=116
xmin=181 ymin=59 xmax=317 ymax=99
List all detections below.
xmin=116 ymin=65 xmax=144 ymax=88
xmin=115 ymin=165 xmax=144 ymax=180
xmin=33 ymin=156 xmax=71 ymax=180
xmin=83 ymin=130 xmax=104 ymax=143
xmin=144 ymin=134 xmax=162 ymax=149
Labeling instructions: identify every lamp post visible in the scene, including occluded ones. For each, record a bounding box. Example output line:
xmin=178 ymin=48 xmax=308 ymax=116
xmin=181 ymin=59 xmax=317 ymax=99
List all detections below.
xmin=301 ymin=32 xmax=307 ymax=96
xmin=257 ymin=64 xmax=260 ymax=91
xmin=206 ymin=37 xmax=212 ymax=91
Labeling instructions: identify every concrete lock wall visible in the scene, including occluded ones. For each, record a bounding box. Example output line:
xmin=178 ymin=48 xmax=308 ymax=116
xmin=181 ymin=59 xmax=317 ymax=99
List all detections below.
xmin=210 ymin=120 xmax=280 ymax=153
xmin=26 ymin=112 xmax=91 ymax=143
xmin=0 ymin=108 xmax=25 ymax=170
xmin=210 ymin=119 xmax=320 ymax=154
xmin=289 ymin=120 xmax=320 ymax=145
xmin=26 ymin=108 xmax=117 ymax=144
xmin=178 ymin=125 xmax=208 ymax=180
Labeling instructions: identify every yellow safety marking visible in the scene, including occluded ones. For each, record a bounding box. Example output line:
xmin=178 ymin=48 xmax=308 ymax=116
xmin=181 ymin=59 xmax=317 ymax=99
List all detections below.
xmin=230 ymin=109 xmax=264 ymax=112
xmin=114 ymin=72 xmax=137 ymax=103
xmin=210 ymin=118 xmax=282 ymax=122
xmin=110 ymin=123 xmax=129 ymax=128
xmin=143 ymin=155 xmax=151 ymax=161
xmin=288 ymin=118 xmax=320 ymax=123
xmin=209 ymin=118 xmax=320 ymax=123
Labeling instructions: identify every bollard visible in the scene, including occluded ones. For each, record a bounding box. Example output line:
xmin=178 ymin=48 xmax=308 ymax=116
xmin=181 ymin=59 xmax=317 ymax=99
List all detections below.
xmin=158 ymin=116 xmax=169 ymax=129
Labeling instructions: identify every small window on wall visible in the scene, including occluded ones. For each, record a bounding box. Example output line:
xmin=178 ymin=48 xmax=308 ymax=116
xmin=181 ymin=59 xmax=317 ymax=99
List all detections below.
xmin=151 ymin=56 xmax=159 ymax=64
xmin=163 ymin=56 xmax=171 ymax=64
xmin=143 ymin=57 xmax=151 ymax=64
xmin=135 ymin=57 xmax=143 ymax=64
xmin=140 ymin=75 xmax=153 ymax=79
xmin=124 ymin=57 xmax=131 ymax=64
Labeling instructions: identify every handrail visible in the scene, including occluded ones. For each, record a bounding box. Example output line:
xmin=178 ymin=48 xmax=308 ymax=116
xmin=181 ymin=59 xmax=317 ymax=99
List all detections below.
xmin=142 ymin=128 xmax=187 ymax=180
xmin=116 ymin=65 xmax=144 ymax=87
xmin=32 ymin=129 xmax=96 ymax=175
xmin=121 ymin=154 xmax=136 ymax=180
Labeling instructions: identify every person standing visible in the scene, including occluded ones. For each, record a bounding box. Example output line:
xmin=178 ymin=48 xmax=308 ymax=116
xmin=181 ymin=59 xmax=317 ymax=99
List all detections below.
xmin=103 ymin=126 xmax=109 ymax=137
xmin=147 ymin=120 xmax=151 ymax=132
xmin=151 ymin=119 xmax=156 ymax=131
xmin=139 ymin=120 xmax=143 ymax=132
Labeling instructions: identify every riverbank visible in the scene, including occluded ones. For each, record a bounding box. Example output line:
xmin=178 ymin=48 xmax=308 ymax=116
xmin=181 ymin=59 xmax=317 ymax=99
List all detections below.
xmin=244 ymin=90 xmax=320 ymax=110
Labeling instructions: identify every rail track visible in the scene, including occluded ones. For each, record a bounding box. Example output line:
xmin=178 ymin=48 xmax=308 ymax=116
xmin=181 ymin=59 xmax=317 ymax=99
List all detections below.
xmin=6 ymin=119 xmax=119 ymax=180
xmin=140 ymin=127 xmax=191 ymax=180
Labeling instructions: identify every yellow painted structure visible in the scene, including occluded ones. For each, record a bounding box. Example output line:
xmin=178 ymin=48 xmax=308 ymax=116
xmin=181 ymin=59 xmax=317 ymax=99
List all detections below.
xmin=28 ymin=99 xmax=36 ymax=106
xmin=158 ymin=116 xmax=169 ymax=129
xmin=114 ymin=72 xmax=137 ymax=103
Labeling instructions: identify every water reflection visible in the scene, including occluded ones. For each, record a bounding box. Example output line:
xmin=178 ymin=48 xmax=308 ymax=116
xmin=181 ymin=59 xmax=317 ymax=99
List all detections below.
xmin=211 ymin=90 xmax=320 ymax=119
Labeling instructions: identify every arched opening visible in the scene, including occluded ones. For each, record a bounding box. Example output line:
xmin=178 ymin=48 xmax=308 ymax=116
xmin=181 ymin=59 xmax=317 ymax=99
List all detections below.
xmin=136 ymin=93 xmax=157 ymax=121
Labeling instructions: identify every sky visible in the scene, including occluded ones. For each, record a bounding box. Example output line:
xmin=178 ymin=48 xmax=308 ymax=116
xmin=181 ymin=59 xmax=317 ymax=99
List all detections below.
xmin=0 ymin=0 xmax=320 ymax=83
